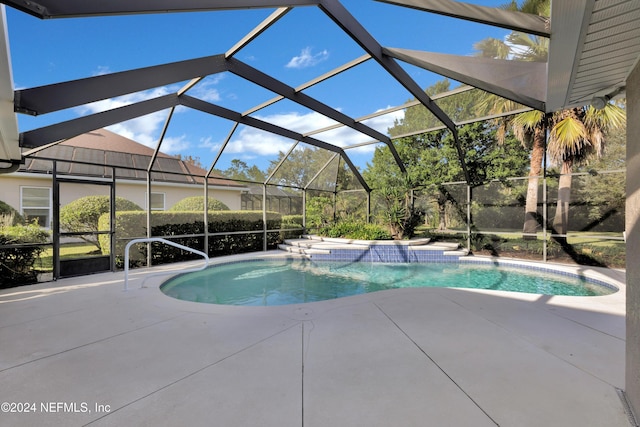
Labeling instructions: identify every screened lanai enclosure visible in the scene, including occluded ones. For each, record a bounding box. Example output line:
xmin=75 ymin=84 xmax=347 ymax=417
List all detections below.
xmin=0 ymin=0 xmax=636 ymax=282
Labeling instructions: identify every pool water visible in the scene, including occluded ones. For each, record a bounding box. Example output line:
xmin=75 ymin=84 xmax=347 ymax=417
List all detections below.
xmin=160 ymin=259 xmax=616 ymax=306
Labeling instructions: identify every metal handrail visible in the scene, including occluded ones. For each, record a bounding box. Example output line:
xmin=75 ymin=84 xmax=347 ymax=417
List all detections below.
xmin=124 ymin=237 xmax=209 ymax=291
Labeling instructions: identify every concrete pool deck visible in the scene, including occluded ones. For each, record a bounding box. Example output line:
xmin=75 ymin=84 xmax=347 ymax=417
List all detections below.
xmin=0 ymin=251 xmax=632 ymax=426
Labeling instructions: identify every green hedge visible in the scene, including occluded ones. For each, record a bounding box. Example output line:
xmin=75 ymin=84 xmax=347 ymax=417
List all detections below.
xmin=0 ymin=223 xmax=49 ymax=287
xmin=98 ymin=210 xmax=283 ymax=267
xmin=282 ymin=215 xmax=303 ymax=227
xmin=60 ymin=196 xmax=142 ymax=251
xmin=0 ymin=200 xmax=25 ymax=225
xmin=281 ymin=215 xmax=304 ymax=239
xmin=169 ymin=196 xmax=229 ymax=211
xmin=319 ymin=221 xmax=392 ymax=240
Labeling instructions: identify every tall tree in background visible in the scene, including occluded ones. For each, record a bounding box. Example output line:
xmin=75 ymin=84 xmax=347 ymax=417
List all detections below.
xmin=474 ymin=0 xmax=548 ymax=237
xmin=474 ymin=0 xmax=625 ymax=238
xmin=370 ymin=79 xmax=529 ymax=233
xmin=546 ymin=104 xmax=625 ymax=234
xmin=218 ymin=159 xmax=266 ymax=183
xmin=267 ymin=146 xmax=356 ymax=191
xmin=574 ymin=119 xmax=626 ymax=232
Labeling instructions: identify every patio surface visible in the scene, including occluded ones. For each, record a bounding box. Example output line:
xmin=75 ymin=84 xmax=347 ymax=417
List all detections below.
xmin=0 ymin=252 xmax=631 ymax=426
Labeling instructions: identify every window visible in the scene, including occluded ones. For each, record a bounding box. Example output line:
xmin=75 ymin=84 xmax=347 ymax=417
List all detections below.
xmin=21 ymin=187 xmax=52 ymax=227
xmin=149 ymin=192 xmax=165 ymax=211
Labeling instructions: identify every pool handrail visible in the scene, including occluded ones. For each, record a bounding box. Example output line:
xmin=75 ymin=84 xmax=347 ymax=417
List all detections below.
xmin=124 ymin=237 xmax=209 ymax=291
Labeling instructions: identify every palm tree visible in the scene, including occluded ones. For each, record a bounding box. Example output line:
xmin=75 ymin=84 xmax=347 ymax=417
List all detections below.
xmin=473 ymin=0 xmax=548 ymax=237
xmin=546 ymin=104 xmax=625 ymax=236
xmin=474 ymin=0 xmax=625 ymax=238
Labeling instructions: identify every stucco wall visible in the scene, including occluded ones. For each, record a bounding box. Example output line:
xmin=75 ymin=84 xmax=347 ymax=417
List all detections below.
xmin=0 ymin=173 xmax=244 ymax=220
xmin=626 ymin=60 xmax=640 ymax=420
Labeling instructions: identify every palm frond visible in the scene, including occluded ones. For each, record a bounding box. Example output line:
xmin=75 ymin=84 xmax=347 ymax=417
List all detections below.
xmin=548 ymin=116 xmax=588 ymax=163
xmin=519 ymin=0 xmax=550 ymax=16
xmin=585 ymin=104 xmax=626 ymax=131
xmin=511 ymin=110 xmax=544 ymax=129
xmin=473 ymin=38 xmax=511 ymax=59
xmin=475 ymin=92 xmax=520 ymax=116
xmin=499 ymin=0 xmax=550 ymax=16
xmin=505 ymin=33 xmax=548 ymax=61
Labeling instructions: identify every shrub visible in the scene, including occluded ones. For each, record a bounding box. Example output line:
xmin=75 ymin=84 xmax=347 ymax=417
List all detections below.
xmin=98 ymin=210 xmax=282 ymax=267
xmin=60 ymin=196 xmax=142 ymax=251
xmin=169 ymin=196 xmax=229 ymax=211
xmin=0 ymin=223 xmax=50 ymax=287
xmin=319 ymin=221 xmax=392 ymax=240
xmin=305 ymin=196 xmax=333 ymax=229
xmin=281 ymin=215 xmax=304 ymax=240
xmin=282 ymin=215 xmax=303 ymax=227
xmin=0 ymin=200 xmax=24 ymax=225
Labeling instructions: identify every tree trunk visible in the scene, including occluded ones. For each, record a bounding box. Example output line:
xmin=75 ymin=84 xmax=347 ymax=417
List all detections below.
xmin=523 ymin=126 xmax=546 ymax=238
xmin=553 ymin=160 xmax=573 ymax=236
xmin=438 ymin=201 xmax=446 ymax=230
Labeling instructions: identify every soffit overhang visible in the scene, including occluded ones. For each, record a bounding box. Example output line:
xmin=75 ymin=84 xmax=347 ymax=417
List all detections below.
xmin=383 ymin=47 xmax=547 ymax=113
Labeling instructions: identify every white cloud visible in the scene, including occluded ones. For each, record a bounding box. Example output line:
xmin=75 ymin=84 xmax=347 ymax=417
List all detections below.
xmin=312 ymin=107 xmax=405 ymax=154
xmin=200 ymin=108 xmax=406 ymax=159
xmin=260 ymin=110 xmax=337 ymax=133
xmin=360 ymin=107 xmax=405 ymax=134
xmin=286 ymin=47 xmax=329 ymax=69
xmin=92 ymin=66 xmax=111 ymax=76
xmin=198 ymin=111 xmax=333 ymax=159
xmin=78 ymin=86 xmax=171 ymax=116
xmin=188 ymin=74 xmax=224 ymax=102
xmin=160 ymin=134 xmax=191 ymax=154
xmin=225 ymin=111 xmax=336 ymax=156
xmin=224 ymin=128 xmax=293 ymax=156
xmin=198 ymin=135 xmax=219 ymax=151
xmin=76 ymin=86 xmax=192 ymax=153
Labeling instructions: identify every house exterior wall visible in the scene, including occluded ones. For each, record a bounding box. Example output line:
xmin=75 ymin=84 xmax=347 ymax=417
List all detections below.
xmin=626 ymin=59 xmax=640 ymax=421
xmin=0 ymin=173 xmax=243 ymax=227
xmin=0 ymin=174 xmax=55 ymax=225
xmin=114 ymin=181 xmax=243 ymax=211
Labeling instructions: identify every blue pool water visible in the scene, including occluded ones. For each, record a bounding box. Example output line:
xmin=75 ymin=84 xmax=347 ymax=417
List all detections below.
xmin=160 ymin=259 xmax=617 ymax=306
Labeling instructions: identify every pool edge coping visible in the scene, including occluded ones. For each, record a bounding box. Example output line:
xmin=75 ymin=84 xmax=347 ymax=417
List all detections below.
xmin=154 ymin=251 xmax=624 ymax=306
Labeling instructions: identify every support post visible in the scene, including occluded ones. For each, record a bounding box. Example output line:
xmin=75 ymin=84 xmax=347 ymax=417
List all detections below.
xmin=204 ymin=178 xmax=209 ymax=255
xmin=263 ymin=184 xmax=267 ymax=251
xmin=303 ymin=190 xmax=307 ymax=231
xmin=146 ymin=172 xmax=152 ymax=267
xmin=543 ymin=121 xmax=549 ymax=262
xmin=110 ymin=168 xmax=116 ymax=272
xmin=466 ymin=184 xmax=471 ymax=251
xmin=626 ymin=60 xmax=640 ymax=421
xmin=332 ymin=192 xmax=337 ymax=224
xmin=543 ymin=175 xmax=548 ymax=262
xmin=52 ymin=161 xmax=60 ymax=280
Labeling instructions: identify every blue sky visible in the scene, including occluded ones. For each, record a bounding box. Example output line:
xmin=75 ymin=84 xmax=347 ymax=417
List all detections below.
xmin=5 ymin=1 xmax=510 ymax=173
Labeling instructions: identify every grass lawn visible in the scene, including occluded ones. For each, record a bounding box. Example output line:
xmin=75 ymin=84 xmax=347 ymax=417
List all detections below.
xmin=420 ymin=227 xmax=626 ymax=268
xmin=37 ymin=243 xmax=101 ymax=271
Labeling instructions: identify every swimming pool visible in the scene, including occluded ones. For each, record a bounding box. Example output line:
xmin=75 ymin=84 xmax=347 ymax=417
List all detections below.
xmin=160 ymin=258 xmax=617 ymax=306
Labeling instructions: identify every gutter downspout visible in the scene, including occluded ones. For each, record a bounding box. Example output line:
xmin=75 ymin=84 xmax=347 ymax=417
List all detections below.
xmin=0 ymin=159 xmax=21 ymax=174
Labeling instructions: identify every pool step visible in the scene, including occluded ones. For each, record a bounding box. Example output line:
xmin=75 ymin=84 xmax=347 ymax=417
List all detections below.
xmin=444 ymin=248 xmax=470 ymax=256
xmin=299 ymin=235 xmax=432 ymax=246
xmin=279 ymin=237 xmax=470 ymax=258
xmin=278 ymin=243 xmax=331 ymax=255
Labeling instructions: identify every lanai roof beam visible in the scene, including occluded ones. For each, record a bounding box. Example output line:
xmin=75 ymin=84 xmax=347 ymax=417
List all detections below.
xmin=243 ymin=54 xmax=371 ymax=116
xmin=375 ymin=0 xmax=549 ymax=37
xmin=15 ymin=54 xmax=228 ymax=116
xmin=2 ymin=0 xmax=319 ymax=19
xmin=179 ymin=95 xmax=370 ymax=191
xmin=225 ymin=7 xmax=291 ymax=58
xmin=20 ymin=94 xmax=180 ymax=148
xmin=226 ymin=57 xmax=406 ymax=173
xmin=319 ymin=0 xmax=469 ymax=183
